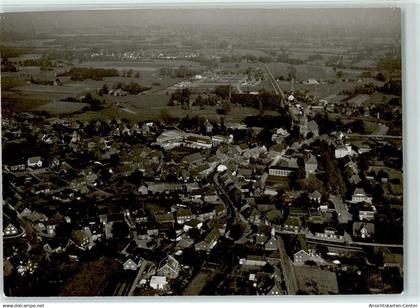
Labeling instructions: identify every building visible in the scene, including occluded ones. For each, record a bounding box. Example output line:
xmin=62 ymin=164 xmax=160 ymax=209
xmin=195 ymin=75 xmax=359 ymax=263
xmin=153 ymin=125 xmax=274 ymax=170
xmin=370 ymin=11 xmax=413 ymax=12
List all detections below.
xmin=176 ymin=208 xmax=194 ymax=224
xmin=304 ymin=154 xmax=318 ymax=176
xmin=157 ymin=255 xmax=181 ymax=279
xmin=150 ymin=276 xmax=168 ymax=290
xmin=294 ymin=249 xmax=326 ymax=265
xmin=195 ymin=228 xmax=219 ymax=251
xmin=309 ymin=190 xmax=322 ymax=203
xmin=352 ymin=222 xmax=375 ymax=239
xmin=239 ymin=255 xmax=267 ymax=267
xmin=357 ymin=203 xmax=377 ymax=221
xmin=282 ymin=216 xmax=301 ymax=233
xmin=352 ymin=188 xmax=373 ymax=203
xmin=269 ymin=158 xmax=298 ymax=177
xmin=335 ymin=144 xmax=352 ymax=159
xmin=27 ymin=156 xmax=43 ymax=168
xmin=3 ymin=222 xmax=19 ymax=237
xmin=184 ymin=134 xmax=212 ymax=149
xmin=314 ymin=227 xmax=345 ymax=242
xmin=123 ymin=257 xmax=142 ymax=271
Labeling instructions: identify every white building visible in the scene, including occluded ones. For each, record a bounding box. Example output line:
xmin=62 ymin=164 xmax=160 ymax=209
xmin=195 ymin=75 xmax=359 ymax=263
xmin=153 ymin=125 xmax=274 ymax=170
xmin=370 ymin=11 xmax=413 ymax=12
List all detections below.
xmin=150 ymin=276 xmax=167 ymax=290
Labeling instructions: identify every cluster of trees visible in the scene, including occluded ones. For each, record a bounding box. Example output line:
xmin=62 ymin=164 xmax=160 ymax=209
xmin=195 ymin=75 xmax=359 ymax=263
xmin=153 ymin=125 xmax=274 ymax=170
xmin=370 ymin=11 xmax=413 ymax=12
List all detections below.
xmin=178 ymin=115 xmax=209 ymax=133
xmin=1 ymin=58 xmax=17 ymax=72
xmin=159 ymin=65 xmax=194 ymax=78
xmin=192 ymin=94 xmax=218 ymax=108
xmin=81 ymin=93 xmax=105 ymax=111
xmin=341 ymin=79 xmax=401 ymax=99
xmin=312 ymin=140 xmax=347 ymax=195
xmin=61 ymin=67 xmax=119 ymax=81
xmin=214 ymin=85 xmax=232 ymax=99
xmin=307 ymin=54 xmax=323 ymax=62
xmin=114 ymin=82 xmax=150 ymax=95
xmin=379 ymin=79 xmax=401 ymax=96
xmin=231 ymin=92 xmax=282 ymax=111
xmin=340 ymin=82 xmax=378 ymax=97
xmin=168 ymin=88 xmax=191 ymax=106
xmin=120 ymin=69 xmax=140 ymax=78
xmin=19 ymin=57 xmax=55 ymax=71
xmin=377 ymin=57 xmax=401 ymax=72
xmin=243 ymin=113 xmax=292 ymax=131
xmin=314 ymin=114 xmax=344 ymax=135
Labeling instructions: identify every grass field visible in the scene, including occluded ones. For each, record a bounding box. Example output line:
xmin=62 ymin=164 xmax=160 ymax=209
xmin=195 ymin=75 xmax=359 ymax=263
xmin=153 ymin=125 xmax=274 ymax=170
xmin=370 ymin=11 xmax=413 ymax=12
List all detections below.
xmin=36 ymin=101 xmax=88 ymax=114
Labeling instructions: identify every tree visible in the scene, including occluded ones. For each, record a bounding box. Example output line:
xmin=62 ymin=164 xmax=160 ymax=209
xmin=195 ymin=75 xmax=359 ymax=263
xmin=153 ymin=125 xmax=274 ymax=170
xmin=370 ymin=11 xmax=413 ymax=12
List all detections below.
xmin=99 ymin=83 xmax=109 ymax=95
xmin=375 ymin=72 xmax=387 ymax=82
xmin=257 ymin=128 xmax=273 ymax=147
xmin=111 ymin=222 xmax=129 ymax=239
xmin=222 ymin=100 xmax=232 ymax=113
xmin=215 ymin=85 xmax=232 ymax=99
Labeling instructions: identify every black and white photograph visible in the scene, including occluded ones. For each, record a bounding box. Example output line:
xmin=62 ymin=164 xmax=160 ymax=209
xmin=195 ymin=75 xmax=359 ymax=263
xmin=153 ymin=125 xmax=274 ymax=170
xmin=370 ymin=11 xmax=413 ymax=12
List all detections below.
xmin=0 ymin=4 xmax=412 ymax=300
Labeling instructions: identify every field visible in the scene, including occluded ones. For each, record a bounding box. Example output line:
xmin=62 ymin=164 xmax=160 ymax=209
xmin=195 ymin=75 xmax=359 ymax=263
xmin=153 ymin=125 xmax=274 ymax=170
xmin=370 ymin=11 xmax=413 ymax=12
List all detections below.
xmin=36 ymin=101 xmax=88 ymax=114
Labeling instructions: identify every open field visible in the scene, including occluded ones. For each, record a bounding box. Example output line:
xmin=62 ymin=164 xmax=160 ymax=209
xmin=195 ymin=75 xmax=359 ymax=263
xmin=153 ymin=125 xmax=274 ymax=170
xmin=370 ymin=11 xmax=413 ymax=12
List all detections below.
xmin=11 ymin=82 xmax=101 ymax=96
xmin=36 ymin=101 xmax=88 ymax=114
xmin=78 ymin=59 xmax=205 ymax=71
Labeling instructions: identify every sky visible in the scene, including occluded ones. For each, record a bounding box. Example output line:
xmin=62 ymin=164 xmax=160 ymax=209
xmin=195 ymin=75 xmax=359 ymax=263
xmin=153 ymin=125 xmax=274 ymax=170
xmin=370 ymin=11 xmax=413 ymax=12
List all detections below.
xmin=1 ymin=7 xmax=401 ymax=36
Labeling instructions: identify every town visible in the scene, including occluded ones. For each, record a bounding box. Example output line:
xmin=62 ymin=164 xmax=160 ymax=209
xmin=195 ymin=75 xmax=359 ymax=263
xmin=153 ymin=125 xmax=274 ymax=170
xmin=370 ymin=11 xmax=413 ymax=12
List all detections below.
xmin=2 ymin=8 xmax=403 ymax=296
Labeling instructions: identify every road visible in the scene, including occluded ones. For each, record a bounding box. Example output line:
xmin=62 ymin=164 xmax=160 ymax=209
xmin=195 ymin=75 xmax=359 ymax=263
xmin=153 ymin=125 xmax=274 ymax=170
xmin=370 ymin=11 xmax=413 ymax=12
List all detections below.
xmin=263 ymin=63 xmax=285 ymax=101
xmin=329 ymin=194 xmax=352 ymax=224
xmin=127 ymin=261 xmax=149 ymax=296
xmin=209 ymin=172 xmax=236 ymax=229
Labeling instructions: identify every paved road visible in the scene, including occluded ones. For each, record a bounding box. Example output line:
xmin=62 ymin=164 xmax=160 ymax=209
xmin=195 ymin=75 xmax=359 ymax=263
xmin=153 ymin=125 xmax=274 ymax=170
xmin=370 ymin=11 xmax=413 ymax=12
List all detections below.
xmin=127 ymin=261 xmax=148 ymax=296
xmin=209 ymin=172 xmax=237 ymax=230
xmin=263 ymin=63 xmax=285 ymax=100
xmin=329 ymin=194 xmax=352 ymax=224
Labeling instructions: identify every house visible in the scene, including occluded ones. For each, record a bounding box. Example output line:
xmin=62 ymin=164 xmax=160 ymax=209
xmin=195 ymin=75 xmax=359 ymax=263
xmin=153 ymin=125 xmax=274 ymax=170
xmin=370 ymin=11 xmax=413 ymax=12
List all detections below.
xmin=27 ymin=156 xmax=43 ymax=168
xmin=309 ymin=190 xmax=322 ymax=203
xmin=352 ymin=222 xmax=375 ymax=239
xmin=357 ymin=203 xmax=377 ymax=221
xmin=183 ymin=219 xmax=203 ymax=232
xmin=155 ymin=213 xmax=175 ymax=225
xmin=239 ymin=255 xmax=267 ymax=267
xmin=3 ymin=222 xmax=19 ymax=237
xmin=268 ymin=158 xmax=298 ymax=177
xmin=157 ymin=255 xmax=181 ymax=279
xmin=304 ymin=154 xmax=318 ymax=176
xmin=195 ymin=228 xmax=219 ymax=251
xmin=156 ymin=130 xmax=184 ymax=149
xmin=314 ymin=227 xmax=345 ymax=242
xmin=352 ymin=188 xmax=373 ymax=203
xmin=99 ymin=213 xmax=127 ymax=239
xmin=335 ymin=144 xmax=352 ymax=159
xmin=150 ymin=276 xmax=167 ymax=290
xmin=184 ymin=134 xmax=212 ymax=149
xmin=293 ymin=249 xmax=326 ymax=265
xmin=176 ymin=208 xmax=194 ymax=224
xmin=300 ymin=113 xmax=319 ymax=137
xmin=264 ymin=237 xmax=278 ymax=251
xmin=282 ymin=216 xmax=301 ymax=233
xmin=5 ymin=162 xmax=26 ymax=172
xmin=123 ymin=257 xmax=142 ymax=271
xmin=267 ymin=282 xmax=283 ymax=295
xmin=382 ymin=251 xmax=403 ymax=274
xmin=182 ymin=152 xmax=203 ymax=166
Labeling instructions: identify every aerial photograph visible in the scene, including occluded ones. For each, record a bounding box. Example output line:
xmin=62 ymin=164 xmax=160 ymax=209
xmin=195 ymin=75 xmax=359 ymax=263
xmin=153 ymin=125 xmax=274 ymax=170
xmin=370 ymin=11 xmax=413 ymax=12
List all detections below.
xmin=1 ymin=8 xmax=403 ymax=296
